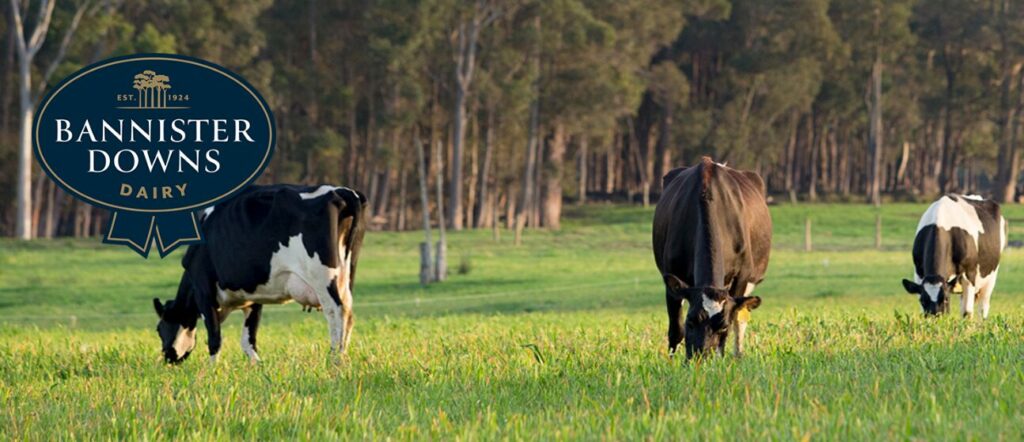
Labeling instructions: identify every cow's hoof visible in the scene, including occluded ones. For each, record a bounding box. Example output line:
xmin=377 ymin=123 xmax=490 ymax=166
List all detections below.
xmin=328 ymin=351 xmax=350 ymax=366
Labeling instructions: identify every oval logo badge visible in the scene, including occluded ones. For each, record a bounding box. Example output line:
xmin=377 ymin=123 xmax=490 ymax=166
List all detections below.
xmin=34 ymin=54 xmax=275 ymax=257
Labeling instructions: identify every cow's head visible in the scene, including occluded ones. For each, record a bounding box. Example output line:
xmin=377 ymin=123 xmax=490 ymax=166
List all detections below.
xmin=153 ymin=298 xmax=197 ymax=364
xmin=902 ymin=275 xmax=954 ymax=316
xmin=664 ymin=274 xmax=761 ymax=359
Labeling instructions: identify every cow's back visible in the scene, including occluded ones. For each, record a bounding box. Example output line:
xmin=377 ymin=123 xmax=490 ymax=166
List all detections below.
xmin=913 ymin=195 xmax=1004 ymax=281
xmin=185 ymin=184 xmax=362 ymax=294
xmin=653 ymin=165 xmax=702 ymax=279
xmin=654 ymin=158 xmax=771 ymax=288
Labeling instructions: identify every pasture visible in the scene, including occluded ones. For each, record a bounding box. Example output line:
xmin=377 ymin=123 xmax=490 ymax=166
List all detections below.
xmin=1 ymin=203 xmax=1023 ymax=439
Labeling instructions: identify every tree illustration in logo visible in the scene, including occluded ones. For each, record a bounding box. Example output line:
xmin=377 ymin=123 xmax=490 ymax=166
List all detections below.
xmin=131 ymin=70 xmax=170 ymax=108
xmin=133 ymin=73 xmax=148 ymax=107
xmin=151 ymin=74 xmax=170 ymax=107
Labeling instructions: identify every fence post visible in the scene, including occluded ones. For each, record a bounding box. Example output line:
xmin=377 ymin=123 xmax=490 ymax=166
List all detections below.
xmin=875 ymin=214 xmax=882 ymax=250
xmin=804 ymin=217 xmax=812 ymax=252
xmin=419 ymin=242 xmax=434 ymax=285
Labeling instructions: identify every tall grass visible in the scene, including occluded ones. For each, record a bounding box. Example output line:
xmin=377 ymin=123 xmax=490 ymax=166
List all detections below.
xmin=1 ymin=203 xmax=1023 ymax=439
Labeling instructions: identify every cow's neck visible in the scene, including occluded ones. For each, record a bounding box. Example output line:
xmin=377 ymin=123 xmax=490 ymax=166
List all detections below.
xmin=922 ymin=228 xmax=954 ymax=278
xmin=170 ymin=275 xmax=200 ymax=327
xmin=693 ymin=196 xmax=726 ymax=288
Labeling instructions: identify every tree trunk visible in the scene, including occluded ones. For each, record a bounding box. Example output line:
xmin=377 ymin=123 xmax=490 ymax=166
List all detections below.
xmin=475 ymin=104 xmax=495 ymax=227
xmin=532 ymin=131 xmax=545 ymax=228
xmin=807 ymin=114 xmax=818 ymax=202
xmin=414 ymin=130 xmax=433 ymax=285
xmin=603 ymin=151 xmax=612 ymax=194
xmin=542 ymin=123 xmax=566 ymax=229
xmin=577 ymin=136 xmax=587 ymax=205
xmin=346 ymin=72 xmax=358 ymax=183
xmin=938 ymin=58 xmax=956 ymax=193
xmin=515 ymin=101 xmax=538 ymax=245
xmin=419 ymin=242 xmax=433 ymax=286
xmin=44 ymin=181 xmax=56 ymax=238
xmin=16 ymin=75 xmax=32 ymax=239
xmin=515 ymin=26 xmax=540 ymax=245
xmin=655 ymin=104 xmax=673 ymax=195
xmin=30 ymin=172 xmax=45 ymax=238
xmin=396 ymin=162 xmax=407 ymax=231
xmin=995 ymin=63 xmax=1022 ymax=202
xmin=506 ymin=183 xmax=516 ymax=230
xmin=492 ymin=190 xmax=501 ymax=242
xmin=450 ymin=76 xmax=468 ymax=230
xmin=81 ymin=204 xmax=93 ymax=238
xmin=434 ymin=141 xmax=448 ymax=282
xmin=466 ymin=107 xmax=479 ymax=228
xmin=896 ymin=141 xmax=911 ymax=190
xmin=868 ymin=56 xmax=883 ymax=207
xmin=622 ymin=119 xmax=647 ymax=206
xmin=784 ymin=111 xmax=799 ymax=203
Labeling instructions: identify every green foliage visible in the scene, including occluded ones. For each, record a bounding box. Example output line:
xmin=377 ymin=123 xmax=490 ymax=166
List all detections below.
xmin=7 ymin=0 xmax=1024 ymax=237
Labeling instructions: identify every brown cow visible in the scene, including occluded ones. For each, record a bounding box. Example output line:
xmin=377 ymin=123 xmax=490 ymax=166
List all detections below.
xmin=652 ymin=157 xmax=771 ymax=359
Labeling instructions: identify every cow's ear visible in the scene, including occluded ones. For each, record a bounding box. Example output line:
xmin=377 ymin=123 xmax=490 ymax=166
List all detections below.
xmin=734 ymin=296 xmax=762 ymax=311
xmin=947 ymin=275 xmax=959 ymax=286
xmin=902 ymin=279 xmax=920 ymax=294
xmin=663 ymin=274 xmax=688 ymax=292
xmin=153 ymin=298 xmax=165 ymax=317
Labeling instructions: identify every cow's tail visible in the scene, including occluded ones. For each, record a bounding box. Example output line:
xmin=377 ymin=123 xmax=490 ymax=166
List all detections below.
xmin=336 ymin=188 xmax=368 ymax=290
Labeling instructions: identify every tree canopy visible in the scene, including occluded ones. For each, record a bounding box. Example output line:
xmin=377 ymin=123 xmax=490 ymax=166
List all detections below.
xmin=2 ymin=0 xmax=1023 ymax=238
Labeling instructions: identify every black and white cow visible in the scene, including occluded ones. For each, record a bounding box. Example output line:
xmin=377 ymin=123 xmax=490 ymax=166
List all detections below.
xmin=902 ymin=194 xmax=1006 ymax=318
xmin=153 ymin=184 xmax=367 ymax=364
xmin=652 ymin=157 xmax=771 ymax=359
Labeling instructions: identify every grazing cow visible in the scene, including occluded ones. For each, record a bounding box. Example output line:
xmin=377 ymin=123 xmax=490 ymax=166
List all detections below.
xmin=152 ymin=184 xmax=367 ymax=364
xmin=652 ymin=157 xmax=771 ymax=359
xmin=902 ymin=194 xmax=1006 ymax=318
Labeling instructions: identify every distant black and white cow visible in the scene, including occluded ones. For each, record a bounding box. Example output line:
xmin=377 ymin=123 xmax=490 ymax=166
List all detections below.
xmin=152 ymin=184 xmax=367 ymax=364
xmin=902 ymin=194 xmax=1006 ymax=318
xmin=652 ymin=157 xmax=771 ymax=359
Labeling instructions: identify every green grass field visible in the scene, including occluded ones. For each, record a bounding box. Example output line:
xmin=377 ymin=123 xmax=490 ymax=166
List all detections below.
xmin=2 ymin=203 xmax=1024 ymax=439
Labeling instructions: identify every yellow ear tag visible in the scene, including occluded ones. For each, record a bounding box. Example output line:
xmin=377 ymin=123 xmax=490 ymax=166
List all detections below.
xmin=953 ymin=281 xmax=963 ymax=294
xmin=736 ymin=307 xmax=751 ymax=323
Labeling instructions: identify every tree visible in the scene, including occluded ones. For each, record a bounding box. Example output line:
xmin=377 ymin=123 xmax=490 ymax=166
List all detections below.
xmin=913 ymin=0 xmax=990 ymax=193
xmin=992 ymin=0 xmax=1024 ymax=202
xmin=5 ymin=0 xmax=1024 ymax=238
xmin=9 ymin=0 xmax=89 ymax=239
xmin=849 ymin=0 xmax=915 ymax=206
xmin=447 ymin=0 xmax=506 ymax=231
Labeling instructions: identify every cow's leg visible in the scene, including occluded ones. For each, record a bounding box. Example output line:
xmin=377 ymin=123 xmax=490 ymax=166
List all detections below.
xmin=315 ymin=279 xmax=349 ymax=358
xmin=339 ymin=281 xmax=354 ymax=352
xmin=666 ymin=290 xmax=683 ymax=357
xmin=197 ymin=300 xmax=223 ymax=363
xmin=977 ymin=275 xmax=997 ymax=320
xmin=960 ymin=283 xmax=976 ymax=319
xmin=241 ymin=304 xmax=263 ymax=363
xmin=192 ymin=278 xmax=223 ymax=364
xmin=733 ymin=281 xmax=755 ymax=357
xmin=732 ymin=320 xmax=748 ymax=357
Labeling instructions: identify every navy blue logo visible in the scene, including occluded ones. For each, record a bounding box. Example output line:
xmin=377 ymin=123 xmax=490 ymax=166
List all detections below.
xmin=34 ymin=54 xmax=275 ymax=257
